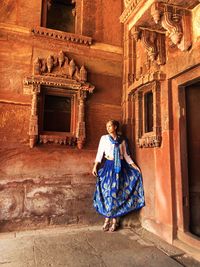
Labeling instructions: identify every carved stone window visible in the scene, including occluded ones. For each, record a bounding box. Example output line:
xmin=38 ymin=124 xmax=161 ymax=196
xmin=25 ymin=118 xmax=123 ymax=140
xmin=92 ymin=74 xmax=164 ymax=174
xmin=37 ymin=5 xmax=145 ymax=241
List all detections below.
xmin=134 ymin=81 xmax=161 ymax=148
xmin=35 ymin=0 xmax=92 ymax=45
xmin=44 ymin=0 xmax=76 ymax=33
xmin=23 ymin=51 xmax=95 ymax=149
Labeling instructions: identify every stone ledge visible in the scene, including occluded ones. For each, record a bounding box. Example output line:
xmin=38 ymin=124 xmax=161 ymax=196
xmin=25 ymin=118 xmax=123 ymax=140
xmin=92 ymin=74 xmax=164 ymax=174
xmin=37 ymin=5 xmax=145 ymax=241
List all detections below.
xmin=31 ymin=26 xmax=92 ymax=46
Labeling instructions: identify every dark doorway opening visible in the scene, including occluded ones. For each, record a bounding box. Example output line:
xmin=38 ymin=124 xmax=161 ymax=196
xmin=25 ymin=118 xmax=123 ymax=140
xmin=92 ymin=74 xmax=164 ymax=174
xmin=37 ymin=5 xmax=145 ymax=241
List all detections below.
xmin=43 ymin=95 xmax=71 ymax=132
xmin=185 ymin=82 xmax=200 ymax=237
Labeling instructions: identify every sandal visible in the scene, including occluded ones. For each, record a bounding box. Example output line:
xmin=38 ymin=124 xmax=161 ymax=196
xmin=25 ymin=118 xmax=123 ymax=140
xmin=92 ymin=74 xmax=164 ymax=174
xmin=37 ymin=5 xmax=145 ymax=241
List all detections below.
xmin=102 ymin=219 xmax=110 ymax=232
xmin=110 ymin=219 xmax=119 ymax=232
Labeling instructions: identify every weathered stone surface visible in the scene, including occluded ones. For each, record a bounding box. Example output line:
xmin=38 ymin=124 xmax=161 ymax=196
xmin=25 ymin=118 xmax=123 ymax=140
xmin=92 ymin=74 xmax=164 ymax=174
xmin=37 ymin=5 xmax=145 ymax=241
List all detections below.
xmin=0 ymin=187 xmax=24 ymax=220
xmin=0 ymin=226 xmax=197 ymax=267
xmin=0 ymin=103 xmax=30 ymax=144
xmin=0 ymin=146 xmax=100 ymax=230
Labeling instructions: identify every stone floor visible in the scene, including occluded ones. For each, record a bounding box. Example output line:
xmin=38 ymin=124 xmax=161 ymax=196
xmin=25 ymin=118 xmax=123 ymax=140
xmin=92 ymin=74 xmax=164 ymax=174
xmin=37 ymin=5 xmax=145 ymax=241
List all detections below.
xmin=0 ymin=225 xmax=200 ymax=267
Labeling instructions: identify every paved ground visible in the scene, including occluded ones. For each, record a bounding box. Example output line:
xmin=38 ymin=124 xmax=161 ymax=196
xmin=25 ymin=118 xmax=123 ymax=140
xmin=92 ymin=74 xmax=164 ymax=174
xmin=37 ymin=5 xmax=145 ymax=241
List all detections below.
xmin=0 ymin=225 xmax=199 ymax=267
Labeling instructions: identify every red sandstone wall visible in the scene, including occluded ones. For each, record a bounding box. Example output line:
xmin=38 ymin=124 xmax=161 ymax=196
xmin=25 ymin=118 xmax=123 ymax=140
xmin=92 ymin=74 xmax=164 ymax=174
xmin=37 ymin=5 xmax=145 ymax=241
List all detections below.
xmin=82 ymin=0 xmax=123 ymax=46
xmin=134 ymin=23 xmax=200 ymax=243
xmin=0 ymin=1 xmax=123 ymax=230
xmin=0 ymin=0 xmax=122 ymax=46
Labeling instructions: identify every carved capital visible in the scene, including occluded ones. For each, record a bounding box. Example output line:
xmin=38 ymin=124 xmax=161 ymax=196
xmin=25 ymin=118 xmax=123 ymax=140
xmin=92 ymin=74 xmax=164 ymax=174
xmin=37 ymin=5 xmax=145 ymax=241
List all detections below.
xmin=130 ymin=26 xmax=141 ymax=42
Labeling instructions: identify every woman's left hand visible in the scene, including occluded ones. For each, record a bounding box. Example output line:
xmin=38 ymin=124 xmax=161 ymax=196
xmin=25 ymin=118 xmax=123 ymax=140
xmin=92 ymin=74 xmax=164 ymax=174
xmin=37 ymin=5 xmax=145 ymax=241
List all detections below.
xmin=131 ymin=163 xmax=141 ymax=172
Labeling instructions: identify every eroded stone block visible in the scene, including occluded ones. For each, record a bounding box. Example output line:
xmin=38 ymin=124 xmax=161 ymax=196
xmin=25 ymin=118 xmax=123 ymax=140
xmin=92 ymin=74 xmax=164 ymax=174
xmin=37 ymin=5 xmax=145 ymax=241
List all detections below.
xmin=0 ymin=187 xmax=24 ymax=220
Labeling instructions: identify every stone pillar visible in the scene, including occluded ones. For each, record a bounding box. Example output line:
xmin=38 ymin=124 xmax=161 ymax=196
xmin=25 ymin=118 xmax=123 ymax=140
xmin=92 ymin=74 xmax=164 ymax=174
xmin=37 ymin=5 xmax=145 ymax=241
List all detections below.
xmin=29 ymin=85 xmax=39 ymax=148
xmin=76 ymin=90 xmax=86 ymax=149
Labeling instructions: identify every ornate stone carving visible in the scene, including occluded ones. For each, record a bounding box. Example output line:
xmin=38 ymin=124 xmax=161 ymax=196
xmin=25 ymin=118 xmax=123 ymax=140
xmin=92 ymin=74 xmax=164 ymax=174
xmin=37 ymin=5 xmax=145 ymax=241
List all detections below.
xmin=39 ymin=135 xmax=77 ymax=146
xmin=24 ymin=51 xmax=95 ymax=149
xmin=31 ymin=27 xmax=93 ymax=46
xmin=58 ymin=51 xmax=65 ymax=67
xmin=120 ymin=0 xmax=143 ymax=23
xmin=142 ymin=30 xmax=157 ymax=61
xmin=133 ymin=81 xmax=162 ymax=148
xmin=131 ymin=27 xmax=166 ymax=65
xmin=76 ymin=90 xmax=87 ymax=149
xmin=124 ymin=0 xmax=132 ymax=8
xmin=151 ymin=3 xmax=192 ymax=51
xmin=161 ymin=8 xmax=183 ymax=45
xmin=31 ymin=51 xmax=89 ymax=84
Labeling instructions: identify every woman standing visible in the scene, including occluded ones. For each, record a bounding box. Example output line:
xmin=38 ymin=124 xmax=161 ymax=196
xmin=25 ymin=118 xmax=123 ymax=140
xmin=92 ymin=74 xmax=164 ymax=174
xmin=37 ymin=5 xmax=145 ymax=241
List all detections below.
xmin=92 ymin=120 xmax=145 ymax=232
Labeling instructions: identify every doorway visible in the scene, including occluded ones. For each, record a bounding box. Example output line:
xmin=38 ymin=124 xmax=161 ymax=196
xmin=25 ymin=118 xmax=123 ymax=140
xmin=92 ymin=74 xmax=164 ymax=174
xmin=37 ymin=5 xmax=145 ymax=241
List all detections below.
xmin=185 ymin=82 xmax=200 ymax=237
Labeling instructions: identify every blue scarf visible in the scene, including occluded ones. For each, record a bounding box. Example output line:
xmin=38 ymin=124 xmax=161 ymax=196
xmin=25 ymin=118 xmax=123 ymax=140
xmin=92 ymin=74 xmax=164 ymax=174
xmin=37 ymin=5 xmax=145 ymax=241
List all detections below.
xmin=108 ymin=135 xmax=122 ymax=174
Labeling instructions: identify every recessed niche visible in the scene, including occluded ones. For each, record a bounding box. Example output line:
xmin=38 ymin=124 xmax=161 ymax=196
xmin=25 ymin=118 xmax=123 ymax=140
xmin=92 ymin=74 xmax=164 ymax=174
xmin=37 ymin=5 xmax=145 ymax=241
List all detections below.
xmin=43 ymin=95 xmax=71 ymax=133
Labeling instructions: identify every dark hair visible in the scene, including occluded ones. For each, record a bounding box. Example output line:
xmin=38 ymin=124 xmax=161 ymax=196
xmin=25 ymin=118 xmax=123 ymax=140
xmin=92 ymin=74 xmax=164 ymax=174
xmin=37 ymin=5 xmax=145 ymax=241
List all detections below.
xmin=107 ymin=119 xmax=120 ymax=132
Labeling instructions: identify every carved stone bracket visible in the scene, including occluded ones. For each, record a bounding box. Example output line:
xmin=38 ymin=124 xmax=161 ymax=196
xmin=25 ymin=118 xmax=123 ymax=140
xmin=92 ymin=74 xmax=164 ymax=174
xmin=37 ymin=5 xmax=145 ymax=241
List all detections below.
xmin=24 ymin=51 xmax=95 ymax=149
xmin=151 ymin=3 xmax=192 ymax=51
xmin=133 ymin=81 xmax=161 ymax=148
xmin=131 ymin=26 xmax=166 ymax=65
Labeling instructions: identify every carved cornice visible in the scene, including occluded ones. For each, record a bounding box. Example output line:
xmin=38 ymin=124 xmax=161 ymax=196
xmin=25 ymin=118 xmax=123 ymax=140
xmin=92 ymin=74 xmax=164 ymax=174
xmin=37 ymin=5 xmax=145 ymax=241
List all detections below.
xmin=24 ymin=76 xmax=94 ymax=93
xmin=128 ymin=69 xmax=166 ymax=95
xmin=24 ymin=51 xmax=95 ymax=94
xmin=137 ymin=134 xmax=161 ymax=148
xmin=39 ymin=134 xmax=77 ymax=146
xmin=120 ymin=0 xmax=143 ymax=23
xmin=31 ymin=27 xmax=92 ymax=46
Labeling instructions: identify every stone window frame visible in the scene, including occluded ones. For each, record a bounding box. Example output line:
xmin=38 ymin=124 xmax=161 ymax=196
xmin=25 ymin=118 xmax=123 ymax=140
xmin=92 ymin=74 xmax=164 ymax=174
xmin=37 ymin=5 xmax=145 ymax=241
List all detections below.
xmin=23 ymin=51 xmax=95 ymax=149
xmin=134 ymin=81 xmax=161 ymax=148
xmin=35 ymin=0 xmax=93 ymax=46
xmin=41 ymin=0 xmax=82 ymax=35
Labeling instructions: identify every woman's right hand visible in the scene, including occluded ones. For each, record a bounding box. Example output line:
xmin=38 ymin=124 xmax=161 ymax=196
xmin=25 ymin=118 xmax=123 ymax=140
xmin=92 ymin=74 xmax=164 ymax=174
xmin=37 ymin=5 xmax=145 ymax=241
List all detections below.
xmin=131 ymin=163 xmax=141 ymax=173
xmin=92 ymin=162 xmax=99 ymax=176
xmin=92 ymin=165 xmax=98 ymax=176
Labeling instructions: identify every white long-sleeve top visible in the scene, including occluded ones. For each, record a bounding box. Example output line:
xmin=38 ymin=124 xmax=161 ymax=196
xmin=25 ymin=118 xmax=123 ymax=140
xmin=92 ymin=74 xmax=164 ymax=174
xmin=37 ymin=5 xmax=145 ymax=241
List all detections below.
xmin=95 ymin=134 xmax=134 ymax=164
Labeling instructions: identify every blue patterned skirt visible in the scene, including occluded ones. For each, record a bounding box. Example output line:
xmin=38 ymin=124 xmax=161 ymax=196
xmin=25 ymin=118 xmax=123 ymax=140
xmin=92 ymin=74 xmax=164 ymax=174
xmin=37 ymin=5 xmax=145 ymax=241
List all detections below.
xmin=93 ymin=159 xmax=145 ymax=218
